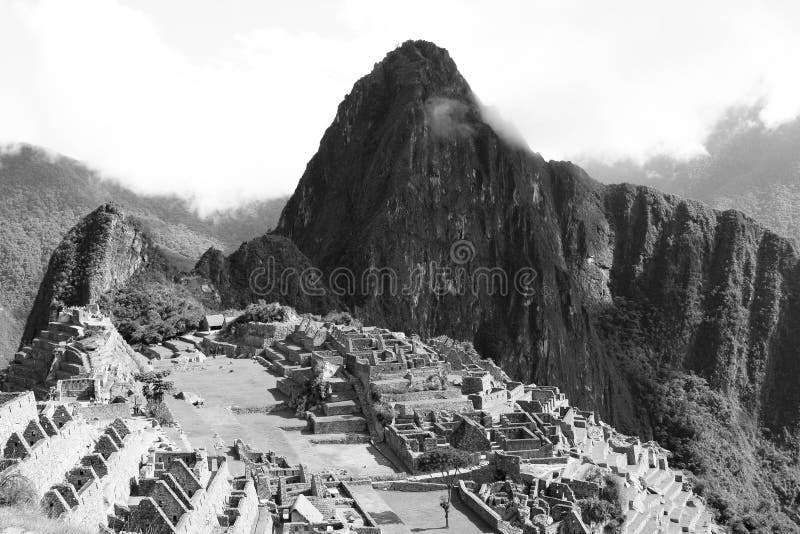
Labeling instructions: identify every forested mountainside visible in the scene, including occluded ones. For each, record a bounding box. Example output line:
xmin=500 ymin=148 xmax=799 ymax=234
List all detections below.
xmin=268 ymin=41 xmax=800 ymax=530
xmin=0 ymin=145 xmax=286 ymax=361
xmin=583 ymin=105 xmax=800 ymax=246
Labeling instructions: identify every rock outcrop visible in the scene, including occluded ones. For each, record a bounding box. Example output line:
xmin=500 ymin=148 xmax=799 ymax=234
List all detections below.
xmin=194 ymin=234 xmax=340 ymax=315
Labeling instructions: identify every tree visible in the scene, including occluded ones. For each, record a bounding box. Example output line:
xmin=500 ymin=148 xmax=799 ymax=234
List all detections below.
xmin=440 ymin=495 xmax=450 ymax=528
xmin=0 ymin=473 xmax=36 ymax=505
xmin=417 ymin=447 xmax=475 ymax=528
xmin=374 ymin=402 xmax=396 ymax=426
xmin=135 ymin=370 xmax=175 ymax=402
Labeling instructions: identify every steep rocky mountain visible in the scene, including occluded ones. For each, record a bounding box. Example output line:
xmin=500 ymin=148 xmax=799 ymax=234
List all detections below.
xmin=0 ymin=145 xmax=286 ymax=362
xmin=265 ymin=40 xmax=800 ymax=529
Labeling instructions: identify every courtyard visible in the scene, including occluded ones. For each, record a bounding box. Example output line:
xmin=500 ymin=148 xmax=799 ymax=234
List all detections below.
xmin=158 ymin=357 xmax=400 ymax=477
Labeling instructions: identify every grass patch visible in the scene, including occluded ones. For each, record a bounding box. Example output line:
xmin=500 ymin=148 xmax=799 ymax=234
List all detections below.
xmin=0 ymin=505 xmax=93 ymax=534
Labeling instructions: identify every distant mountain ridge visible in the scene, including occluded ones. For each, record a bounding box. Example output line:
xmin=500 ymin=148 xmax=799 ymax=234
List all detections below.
xmin=582 ymin=105 xmax=800 ymax=244
xmin=0 ymin=144 xmax=286 ymax=362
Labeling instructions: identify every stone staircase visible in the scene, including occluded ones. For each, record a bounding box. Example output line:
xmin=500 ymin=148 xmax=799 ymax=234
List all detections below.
xmin=4 ymin=321 xmax=88 ymax=397
xmin=309 ymin=373 xmax=371 ymax=435
xmin=322 ymin=376 xmax=360 ymax=414
xmin=622 ymin=467 xmax=712 ymax=534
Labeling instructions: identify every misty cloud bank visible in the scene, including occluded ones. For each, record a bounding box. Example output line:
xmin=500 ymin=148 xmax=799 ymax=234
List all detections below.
xmin=579 ymin=104 xmax=800 ymax=191
xmin=425 ymin=97 xmax=476 ymax=139
xmin=424 ymin=95 xmax=530 ymax=151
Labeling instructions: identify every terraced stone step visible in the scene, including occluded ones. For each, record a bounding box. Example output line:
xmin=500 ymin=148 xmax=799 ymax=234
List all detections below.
xmin=624 ymin=509 xmax=650 ymax=534
xmin=322 ymin=400 xmax=360 ymax=416
xmin=325 ymin=376 xmax=353 ymax=393
xmin=58 ymin=362 xmax=84 ymax=375
xmin=327 ymin=391 xmax=358 ymax=403
xmin=309 ymin=413 xmax=368 ymax=434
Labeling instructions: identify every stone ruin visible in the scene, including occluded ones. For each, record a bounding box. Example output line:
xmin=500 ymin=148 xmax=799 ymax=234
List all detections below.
xmin=249 ymin=316 xmax=715 ymax=533
xmin=234 ymin=439 xmax=380 ymax=534
xmin=2 ymin=306 xmax=150 ymax=402
xmin=0 ymin=390 xmax=258 ymax=534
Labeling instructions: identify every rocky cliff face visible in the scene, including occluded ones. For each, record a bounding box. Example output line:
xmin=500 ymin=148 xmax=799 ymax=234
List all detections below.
xmin=194 ymin=234 xmax=340 ymax=315
xmin=271 ymin=41 xmax=800 ymax=526
xmin=275 ymin=40 xmax=628 ymax=424
xmin=22 ymin=203 xmax=152 ymax=343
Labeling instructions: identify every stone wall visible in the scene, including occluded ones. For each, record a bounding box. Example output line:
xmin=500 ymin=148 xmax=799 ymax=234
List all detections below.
xmin=308 ymin=414 xmax=366 ymax=434
xmin=457 ymin=480 xmax=521 ymax=534
xmin=563 ymin=478 xmax=600 ymax=500
xmin=202 ymin=337 xmax=238 ymax=357
xmin=170 ymin=457 xmax=232 ymax=534
xmin=395 ymin=398 xmax=474 ymax=418
xmin=4 ymin=412 xmax=98 ymax=497
xmin=0 ymin=391 xmax=37 ymax=443
xmin=42 ymin=420 xmax=157 ymax=531
xmin=56 ymin=378 xmax=96 ymax=400
xmin=379 ymin=389 xmax=463 ymax=403
xmin=223 ymin=478 xmax=259 ymax=534
xmin=469 ymin=388 xmax=507 ymax=410
xmin=76 ymin=402 xmax=132 ymax=421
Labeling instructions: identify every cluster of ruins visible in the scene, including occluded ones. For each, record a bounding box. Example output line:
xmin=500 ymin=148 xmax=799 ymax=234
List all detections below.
xmin=0 ymin=390 xmax=259 ymax=533
xmin=2 ymin=306 xmax=149 ymax=403
xmin=235 ymin=439 xmax=380 ymax=533
xmin=0 ymin=303 xmax=717 ymax=533
xmin=243 ymin=315 xmax=715 ymax=533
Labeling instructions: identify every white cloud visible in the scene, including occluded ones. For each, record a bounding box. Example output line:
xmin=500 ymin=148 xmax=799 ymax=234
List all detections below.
xmin=1 ymin=0 xmax=799 ymax=212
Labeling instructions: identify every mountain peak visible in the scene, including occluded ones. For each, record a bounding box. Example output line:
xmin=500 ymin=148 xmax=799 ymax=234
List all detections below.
xmin=346 ymin=40 xmax=474 ymax=114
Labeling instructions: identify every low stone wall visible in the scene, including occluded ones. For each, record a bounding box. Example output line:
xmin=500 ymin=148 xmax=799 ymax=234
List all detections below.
xmin=341 ymin=480 xmax=381 ymax=531
xmin=76 ymin=402 xmax=131 ymax=421
xmin=409 ymin=462 xmax=494 ymax=485
xmin=231 ymin=404 xmax=288 ymax=415
xmin=379 ymin=389 xmax=463 ymax=403
xmin=202 ymin=337 xmax=237 ymax=357
xmin=386 ymin=480 xmax=448 ymax=491
xmin=309 ymin=434 xmax=371 ymax=445
xmin=309 ymin=414 xmax=367 ymax=434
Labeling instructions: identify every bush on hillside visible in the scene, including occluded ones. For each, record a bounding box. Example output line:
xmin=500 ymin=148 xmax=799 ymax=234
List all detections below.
xmin=101 ymin=271 xmax=204 ymax=345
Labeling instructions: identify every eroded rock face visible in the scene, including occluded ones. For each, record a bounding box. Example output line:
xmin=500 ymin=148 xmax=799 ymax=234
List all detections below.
xmin=194 ymin=234 xmax=340 ymax=315
xmin=22 ymin=203 xmax=152 ymax=343
xmin=274 ymin=40 xmax=800 ymax=436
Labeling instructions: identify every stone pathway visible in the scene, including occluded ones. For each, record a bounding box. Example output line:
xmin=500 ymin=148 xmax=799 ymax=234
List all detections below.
xmin=345 ymin=483 xmax=412 ymax=534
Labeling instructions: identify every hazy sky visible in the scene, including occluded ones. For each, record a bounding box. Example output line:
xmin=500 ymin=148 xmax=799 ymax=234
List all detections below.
xmin=1 ymin=0 xmax=799 ymax=213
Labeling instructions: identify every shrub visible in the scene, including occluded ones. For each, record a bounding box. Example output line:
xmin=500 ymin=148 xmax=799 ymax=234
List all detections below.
xmin=374 ymin=402 xmax=396 ymax=426
xmin=102 ymin=271 xmax=204 ymax=345
xmin=577 ymin=496 xmax=620 ymax=525
xmin=417 ymin=447 xmax=475 ymax=474
xmin=0 ymin=474 xmax=37 ymax=506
